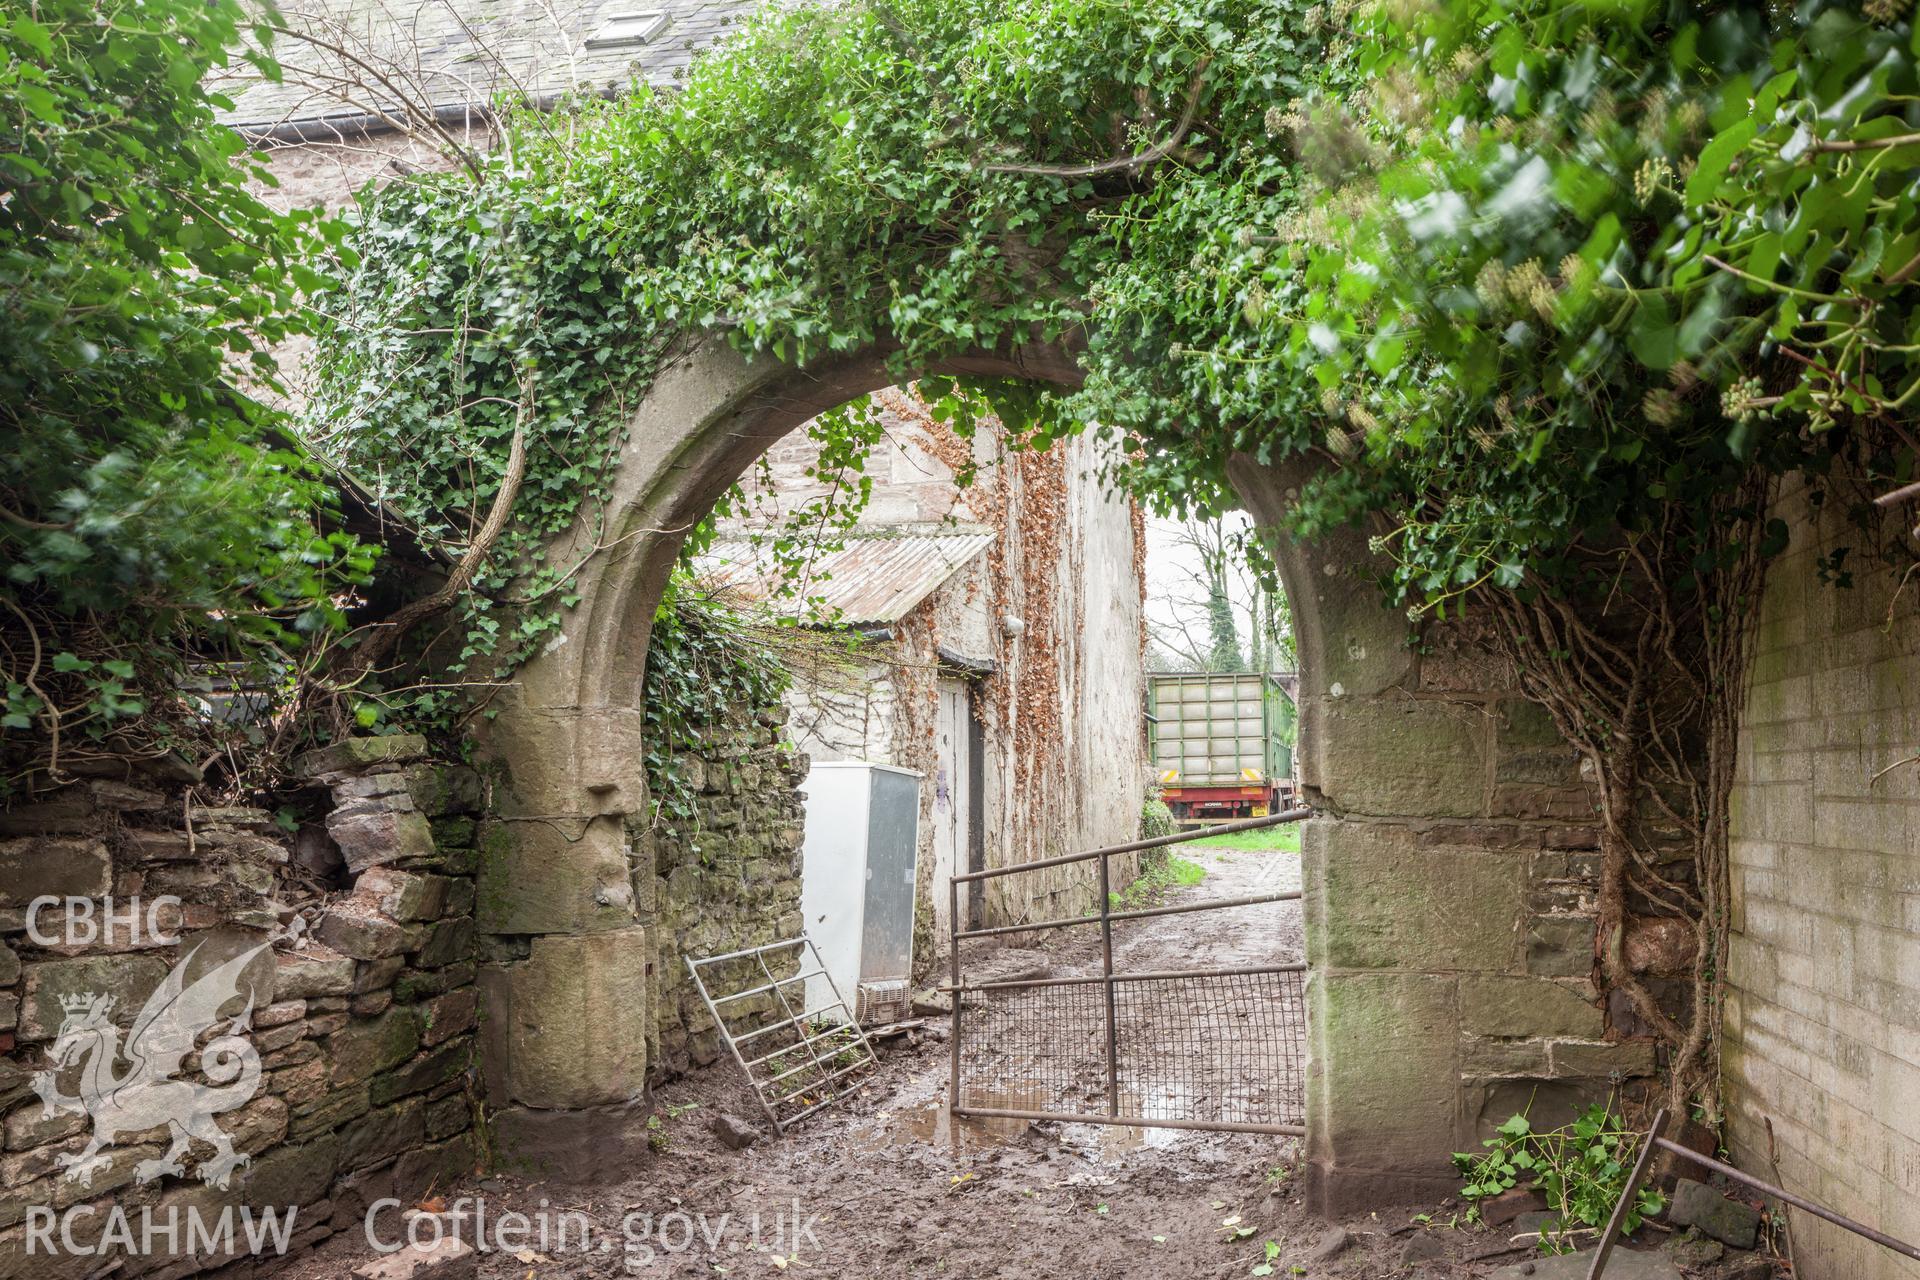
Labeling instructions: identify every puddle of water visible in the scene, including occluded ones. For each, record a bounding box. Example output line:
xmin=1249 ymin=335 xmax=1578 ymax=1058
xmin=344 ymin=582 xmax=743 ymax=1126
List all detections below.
xmin=852 ymin=1081 xmax=1209 ymax=1159
xmin=851 ymin=1097 xmax=1035 ymax=1153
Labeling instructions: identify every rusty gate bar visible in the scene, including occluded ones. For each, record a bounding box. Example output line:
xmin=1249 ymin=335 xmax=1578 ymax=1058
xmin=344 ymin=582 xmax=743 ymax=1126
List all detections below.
xmin=967 ymin=961 xmax=1308 ymax=991
xmin=1097 ymin=851 xmax=1118 ymax=1117
xmin=953 ymin=887 xmax=1303 ymax=940
xmin=950 ymin=809 xmax=1313 ymax=884
xmin=1586 ymin=1111 xmax=1920 ymax=1280
xmin=949 ymin=807 xmax=1312 ymax=1137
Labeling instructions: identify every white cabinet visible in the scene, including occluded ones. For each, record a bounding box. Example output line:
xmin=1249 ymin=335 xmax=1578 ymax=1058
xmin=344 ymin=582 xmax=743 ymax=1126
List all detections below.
xmin=799 ymin=761 xmax=921 ymax=1024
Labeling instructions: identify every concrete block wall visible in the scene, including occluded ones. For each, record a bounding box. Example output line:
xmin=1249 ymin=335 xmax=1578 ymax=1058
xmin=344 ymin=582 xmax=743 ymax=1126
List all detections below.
xmin=1726 ymin=476 xmax=1920 ymax=1280
xmin=0 ymin=736 xmax=483 ymax=1279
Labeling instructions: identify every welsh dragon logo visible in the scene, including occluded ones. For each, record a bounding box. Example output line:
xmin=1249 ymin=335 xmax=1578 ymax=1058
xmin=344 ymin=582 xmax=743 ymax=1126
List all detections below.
xmin=31 ymin=935 xmax=281 ymax=1191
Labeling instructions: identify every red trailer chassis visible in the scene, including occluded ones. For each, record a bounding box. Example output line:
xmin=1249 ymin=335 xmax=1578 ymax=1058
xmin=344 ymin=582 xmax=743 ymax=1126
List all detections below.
xmin=1161 ymin=783 xmax=1286 ymax=825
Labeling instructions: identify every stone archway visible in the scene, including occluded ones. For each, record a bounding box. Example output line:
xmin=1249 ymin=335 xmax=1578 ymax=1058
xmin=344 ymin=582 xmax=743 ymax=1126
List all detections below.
xmin=474 ymin=336 xmax=1648 ymax=1212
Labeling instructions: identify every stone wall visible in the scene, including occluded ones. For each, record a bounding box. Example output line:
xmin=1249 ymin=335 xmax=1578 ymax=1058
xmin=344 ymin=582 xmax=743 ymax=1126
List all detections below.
xmin=644 ymin=706 xmax=808 ymax=1079
xmin=1231 ymin=455 xmax=1665 ymax=1212
xmin=1725 ymin=476 xmax=1920 ymax=1280
xmin=0 ymin=736 xmax=482 ymax=1279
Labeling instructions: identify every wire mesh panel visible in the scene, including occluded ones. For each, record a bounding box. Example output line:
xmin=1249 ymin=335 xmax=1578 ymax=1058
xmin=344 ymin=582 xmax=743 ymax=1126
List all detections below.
xmin=1113 ymin=969 xmax=1306 ymax=1126
xmin=687 ymin=937 xmax=879 ymax=1132
xmin=954 ymin=968 xmax=1307 ymax=1130
xmin=955 ymin=980 xmax=1110 ymax=1117
xmin=948 ymin=810 xmax=1314 ymax=1137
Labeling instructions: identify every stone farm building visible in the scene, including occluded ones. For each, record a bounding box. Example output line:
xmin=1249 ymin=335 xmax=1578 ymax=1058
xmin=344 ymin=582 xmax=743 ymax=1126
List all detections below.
xmin=699 ymin=389 xmax=1151 ymax=960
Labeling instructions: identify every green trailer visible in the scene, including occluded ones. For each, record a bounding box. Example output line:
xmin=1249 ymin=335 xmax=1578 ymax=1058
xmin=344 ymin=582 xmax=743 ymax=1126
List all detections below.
xmin=1146 ymin=671 xmax=1297 ymax=825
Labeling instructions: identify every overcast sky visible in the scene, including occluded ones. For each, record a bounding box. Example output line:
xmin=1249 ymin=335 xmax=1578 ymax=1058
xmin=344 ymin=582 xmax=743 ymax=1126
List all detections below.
xmin=1142 ymin=510 xmax=1282 ymax=671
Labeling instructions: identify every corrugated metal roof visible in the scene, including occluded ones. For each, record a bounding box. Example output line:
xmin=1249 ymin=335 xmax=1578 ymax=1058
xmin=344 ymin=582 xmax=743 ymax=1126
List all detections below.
xmin=216 ymin=0 xmax=759 ymax=130
xmin=698 ymin=530 xmax=994 ymax=626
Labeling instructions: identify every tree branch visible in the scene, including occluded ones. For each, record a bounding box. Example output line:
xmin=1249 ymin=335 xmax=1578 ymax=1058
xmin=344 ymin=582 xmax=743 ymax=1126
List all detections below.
xmin=983 ymin=56 xmax=1212 ymax=178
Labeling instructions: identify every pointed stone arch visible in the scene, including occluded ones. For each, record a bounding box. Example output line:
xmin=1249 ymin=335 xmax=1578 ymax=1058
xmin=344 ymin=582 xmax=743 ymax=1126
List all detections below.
xmin=473 ymin=335 xmax=1644 ymax=1211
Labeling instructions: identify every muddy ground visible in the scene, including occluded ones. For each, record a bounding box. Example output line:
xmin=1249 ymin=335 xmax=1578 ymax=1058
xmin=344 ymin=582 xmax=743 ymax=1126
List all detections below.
xmin=283 ymin=842 xmax=1776 ymax=1280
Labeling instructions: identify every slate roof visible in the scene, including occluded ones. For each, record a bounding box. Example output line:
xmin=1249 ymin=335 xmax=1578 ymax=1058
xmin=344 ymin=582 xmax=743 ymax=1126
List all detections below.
xmin=698 ymin=530 xmax=995 ymax=627
xmin=217 ymin=0 xmax=760 ymax=132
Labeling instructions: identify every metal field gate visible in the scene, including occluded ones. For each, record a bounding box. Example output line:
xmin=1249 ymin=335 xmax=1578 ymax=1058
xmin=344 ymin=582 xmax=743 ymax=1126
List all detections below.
xmin=947 ymin=811 xmax=1311 ymax=1136
xmin=687 ymin=937 xmax=880 ymax=1133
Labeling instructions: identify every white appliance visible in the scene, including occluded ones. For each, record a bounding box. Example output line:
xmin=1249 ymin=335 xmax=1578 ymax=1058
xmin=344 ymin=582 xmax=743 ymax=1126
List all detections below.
xmin=799 ymin=761 xmax=922 ymax=1025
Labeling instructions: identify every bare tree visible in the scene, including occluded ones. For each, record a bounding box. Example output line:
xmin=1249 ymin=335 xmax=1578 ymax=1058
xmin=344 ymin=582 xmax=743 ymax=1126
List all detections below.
xmin=1146 ymin=513 xmax=1294 ymax=673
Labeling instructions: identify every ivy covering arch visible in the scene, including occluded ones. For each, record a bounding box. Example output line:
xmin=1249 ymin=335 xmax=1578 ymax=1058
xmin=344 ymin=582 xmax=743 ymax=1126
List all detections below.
xmin=306 ymin=0 xmax=1918 ymax=1136
xmin=8 ymin=0 xmax=1919 ymax=1199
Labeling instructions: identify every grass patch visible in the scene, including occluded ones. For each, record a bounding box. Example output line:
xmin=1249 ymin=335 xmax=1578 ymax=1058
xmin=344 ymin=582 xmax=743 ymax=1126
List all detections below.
xmin=1110 ymin=851 xmax=1207 ymax=910
xmin=1183 ymin=823 xmax=1302 ymax=852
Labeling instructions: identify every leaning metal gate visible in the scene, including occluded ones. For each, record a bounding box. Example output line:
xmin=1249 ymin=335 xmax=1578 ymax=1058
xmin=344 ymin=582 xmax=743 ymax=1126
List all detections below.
xmin=947 ymin=810 xmax=1312 ymax=1136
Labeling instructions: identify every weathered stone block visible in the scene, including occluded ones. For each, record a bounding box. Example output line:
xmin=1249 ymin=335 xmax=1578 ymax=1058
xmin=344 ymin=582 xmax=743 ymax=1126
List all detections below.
xmin=0 ymin=1056 xmax=24 ymax=1115
xmin=274 ymin=947 xmax=356 ymax=999
xmin=424 ymin=1094 xmax=471 ymax=1142
xmin=263 ymin=1039 xmax=323 ymax=1070
xmin=390 ymin=1134 xmax=477 ymax=1206
xmin=4 ymin=1103 xmax=86 ymax=1151
xmin=473 ymin=819 xmax=635 ymax=936
xmin=327 ymin=802 xmax=436 ymax=875
xmin=1494 ymin=700 xmax=1581 ymax=783
xmin=1487 ymin=1247 xmax=1683 ymax=1280
xmin=428 ymin=816 xmax=476 ymax=850
xmin=253 ymin=1019 xmax=308 ymax=1055
xmin=1468 ymin=1077 xmax=1612 ymax=1141
xmin=441 ymin=878 xmax=476 ymax=920
xmin=393 ymin=963 xmax=475 ymax=1003
xmin=1312 ymin=697 xmax=1488 ymax=819
xmin=351 ymin=990 xmax=394 ymax=1018
xmin=404 ymin=764 xmax=485 ymax=818
xmin=1526 ymin=916 xmax=1596 ymax=977
xmin=338 ymin=1099 xmax=426 ymax=1172
xmin=294 ymin=735 xmax=429 ymax=780
xmin=19 ymin=953 xmax=169 ymax=1041
xmin=1548 ymin=1038 xmax=1657 ymax=1079
xmin=175 ymin=926 xmax=278 ymax=1009
xmin=1312 ymin=823 xmax=1528 ymax=972
xmin=316 ymin=902 xmax=421 ymax=961
xmin=0 ymin=942 xmax=16 ymax=985
xmin=1315 ymin=972 xmax=1460 ymax=1168
xmin=1668 ymin=1178 xmax=1761 ymax=1249
xmin=414 ymin=917 xmax=473 ymax=970
xmin=0 ymin=837 xmax=111 ymax=907
xmin=481 ymin=928 xmax=650 ymax=1109
xmin=290 ymin=1085 xmax=371 ymax=1139
xmin=420 ymin=988 xmax=476 ymax=1047
xmin=305 ymin=1010 xmax=349 ymax=1038
xmin=358 ymin=870 xmax=451 ymax=923
xmin=239 ymin=1132 xmax=341 ymax=1212
xmin=1625 ymin=915 xmax=1696 ymax=976
xmin=1460 ymin=976 xmax=1605 ymax=1040
xmin=327 ymin=1007 xmax=425 ymax=1086
xmin=221 ymin=1094 xmax=291 ymax=1157
xmin=0 ymin=787 xmax=97 ymax=836
xmin=353 ymin=956 xmax=406 ymax=994
xmin=370 ymin=1042 xmax=469 ymax=1107
xmin=269 ymin=1058 xmax=331 ymax=1108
